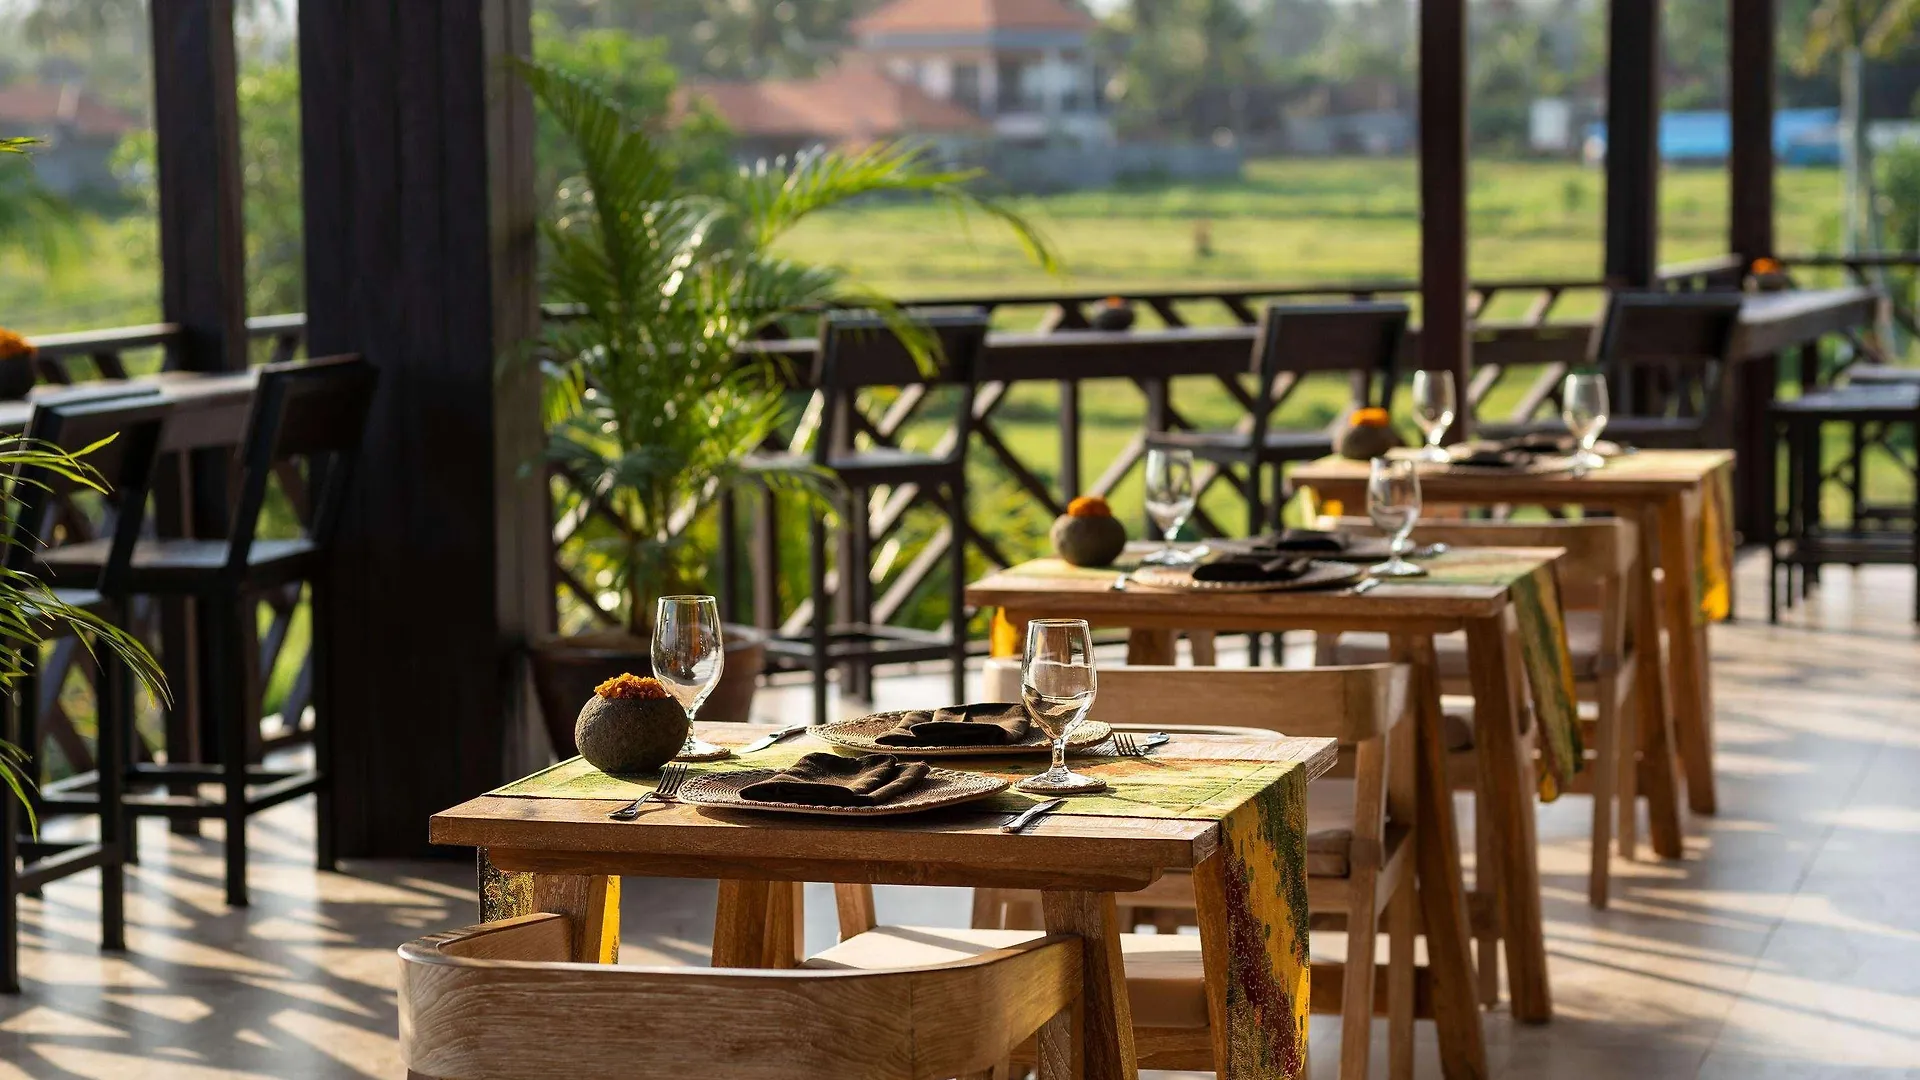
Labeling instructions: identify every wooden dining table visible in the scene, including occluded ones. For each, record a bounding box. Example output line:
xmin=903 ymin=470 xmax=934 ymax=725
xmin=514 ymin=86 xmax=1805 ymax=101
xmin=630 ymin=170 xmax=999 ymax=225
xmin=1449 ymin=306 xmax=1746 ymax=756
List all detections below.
xmin=1292 ymin=448 xmax=1734 ymax=841
xmin=433 ymin=722 xmax=1339 ymax=1080
xmin=968 ymin=545 xmax=1581 ymax=1074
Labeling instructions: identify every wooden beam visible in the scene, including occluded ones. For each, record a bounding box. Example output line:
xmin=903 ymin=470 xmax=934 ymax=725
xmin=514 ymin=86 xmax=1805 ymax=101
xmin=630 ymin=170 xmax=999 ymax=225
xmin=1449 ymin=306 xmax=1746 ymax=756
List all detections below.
xmin=1420 ymin=0 xmax=1472 ymax=435
xmin=299 ymin=0 xmax=544 ymax=858
xmin=1729 ymin=0 xmax=1776 ymax=263
xmin=1606 ymin=0 xmax=1661 ymax=287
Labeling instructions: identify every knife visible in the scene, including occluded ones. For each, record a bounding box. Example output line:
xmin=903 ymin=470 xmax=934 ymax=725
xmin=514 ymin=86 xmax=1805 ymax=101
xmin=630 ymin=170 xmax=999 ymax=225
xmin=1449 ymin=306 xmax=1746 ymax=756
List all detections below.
xmin=1000 ymin=798 xmax=1065 ymax=834
xmin=1136 ymin=732 xmax=1172 ymax=753
xmin=738 ymin=723 xmax=809 ymax=754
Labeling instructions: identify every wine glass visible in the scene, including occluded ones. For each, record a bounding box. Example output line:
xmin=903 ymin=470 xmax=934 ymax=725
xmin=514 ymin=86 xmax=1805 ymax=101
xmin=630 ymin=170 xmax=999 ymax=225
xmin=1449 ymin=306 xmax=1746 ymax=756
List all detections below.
xmin=1143 ymin=448 xmax=1203 ymax=565
xmin=653 ymin=595 xmax=730 ymax=761
xmin=1562 ymin=372 xmax=1611 ymax=471
xmin=1017 ymin=619 xmax=1106 ymax=795
xmin=1366 ymin=457 xmax=1425 ymax=578
xmin=1411 ymin=369 xmax=1457 ymax=463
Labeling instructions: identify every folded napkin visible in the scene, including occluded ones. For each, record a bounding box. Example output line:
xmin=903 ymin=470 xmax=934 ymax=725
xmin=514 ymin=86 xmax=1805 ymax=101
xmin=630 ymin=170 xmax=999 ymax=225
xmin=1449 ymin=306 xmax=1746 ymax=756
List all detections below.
xmin=1448 ymin=444 xmax=1533 ymax=469
xmin=1500 ymin=434 xmax=1571 ymax=455
xmin=1192 ymin=552 xmax=1313 ymax=583
xmin=1214 ymin=528 xmax=1350 ymax=555
xmin=738 ymin=752 xmax=931 ymax=807
xmin=874 ymin=702 xmax=1032 ymax=747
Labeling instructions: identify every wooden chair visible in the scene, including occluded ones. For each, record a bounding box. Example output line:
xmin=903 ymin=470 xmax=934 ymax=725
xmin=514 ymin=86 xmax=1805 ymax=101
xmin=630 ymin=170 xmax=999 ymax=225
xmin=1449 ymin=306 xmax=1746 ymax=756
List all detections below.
xmin=1145 ymin=301 xmax=1408 ymax=533
xmin=1320 ymin=518 xmax=1643 ymax=912
xmin=758 ymin=311 xmax=990 ymax=726
xmin=0 ymin=393 xmax=169 ymax=993
xmin=398 ymin=912 xmax=1082 ymax=1080
xmin=1483 ymin=291 xmax=1744 ymax=449
xmin=36 ymin=355 xmax=379 ymax=906
xmin=819 ymin=663 xmax=1420 ymax=1080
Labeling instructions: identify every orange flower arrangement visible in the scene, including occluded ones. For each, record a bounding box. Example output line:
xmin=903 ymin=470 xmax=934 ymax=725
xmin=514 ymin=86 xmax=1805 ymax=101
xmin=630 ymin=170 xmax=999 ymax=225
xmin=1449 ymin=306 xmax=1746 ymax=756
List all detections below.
xmin=0 ymin=327 xmax=35 ymax=362
xmin=1065 ymin=495 xmax=1114 ymax=518
xmin=1349 ymin=407 xmax=1393 ymax=427
xmin=594 ymin=673 xmax=672 ymax=700
xmin=1750 ymin=257 xmax=1783 ymax=275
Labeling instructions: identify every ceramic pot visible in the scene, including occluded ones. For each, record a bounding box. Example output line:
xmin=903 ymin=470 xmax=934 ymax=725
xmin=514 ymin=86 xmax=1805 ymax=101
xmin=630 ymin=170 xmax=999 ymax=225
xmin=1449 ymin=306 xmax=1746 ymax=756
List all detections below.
xmin=527 ymin=624 xmax=766 ymax=758
xmin=1050 ymin=512 xmax=1128 ymax=567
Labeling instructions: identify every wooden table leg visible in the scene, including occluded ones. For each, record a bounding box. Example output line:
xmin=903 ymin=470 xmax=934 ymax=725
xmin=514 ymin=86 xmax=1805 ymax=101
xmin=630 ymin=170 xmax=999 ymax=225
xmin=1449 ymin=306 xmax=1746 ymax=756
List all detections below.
xmin=1658 ymin=490 xmax=1719 ymax=816
xmin=1125 ymin=629 xmax=1176 ymax=665
xmin=1390 ymin=634 xmax=1487 ymax=1080
xmin=1190 ymin=852 xmax=1235 ymax=1077
xmin=474 ymin=850 xmax=618 ymax=964
xmin=1628 ymin=505 xmax=1686 ymax=859
xmin=1463 ymin=612 xmax=1550 ymax=1023
xmin=1042 ymin=890 xmax=1138 ymax=1080
xmin=762 ymin=880 xmax=805 ymax=968
xmin=712 ymin=879 xmax=774 ymax=968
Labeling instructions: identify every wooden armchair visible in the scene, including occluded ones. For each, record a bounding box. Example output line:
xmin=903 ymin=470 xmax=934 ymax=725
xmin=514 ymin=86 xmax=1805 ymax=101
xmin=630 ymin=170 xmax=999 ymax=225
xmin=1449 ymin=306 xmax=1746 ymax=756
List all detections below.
xmin=399 ymin=912 xmax=1081 ymax=1080
xmin=825 ymin=663 xmax=1419 ymax=1080
xmin=1320 ymin=517 xmax=1646 ymax=912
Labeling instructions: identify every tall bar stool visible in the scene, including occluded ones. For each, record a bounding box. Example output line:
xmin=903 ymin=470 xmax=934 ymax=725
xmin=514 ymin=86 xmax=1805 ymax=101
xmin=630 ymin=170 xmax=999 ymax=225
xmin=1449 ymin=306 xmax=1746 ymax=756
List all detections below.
xmin=2 ymin=394 xmax=170 ymax=992
xmin=35 ymin=356 xmax=378 ymax=906
xmin=759 ymin=311 xmax=990 ymax=726
xmin=1145 ymin=301 xmax=1407 ymax=533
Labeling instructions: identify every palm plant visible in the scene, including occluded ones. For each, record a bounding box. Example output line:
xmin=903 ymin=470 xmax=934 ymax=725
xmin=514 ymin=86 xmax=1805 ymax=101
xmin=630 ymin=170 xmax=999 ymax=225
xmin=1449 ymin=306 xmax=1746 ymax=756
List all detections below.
xmin=0 ymin=438 xmax=168 ymax=830
xmin=519 ymin=59 xmax=1055 ymax=638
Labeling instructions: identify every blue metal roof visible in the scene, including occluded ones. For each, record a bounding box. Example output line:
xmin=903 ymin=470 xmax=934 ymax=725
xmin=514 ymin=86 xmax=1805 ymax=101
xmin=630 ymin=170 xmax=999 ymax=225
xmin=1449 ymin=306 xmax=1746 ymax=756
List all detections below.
xmin=1584 ymin=107 xmax=1841 ymax=166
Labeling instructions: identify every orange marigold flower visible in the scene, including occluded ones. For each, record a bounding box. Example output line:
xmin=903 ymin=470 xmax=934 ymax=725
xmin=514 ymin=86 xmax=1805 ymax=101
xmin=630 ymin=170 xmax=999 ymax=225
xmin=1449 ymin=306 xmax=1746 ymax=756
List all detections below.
xmin=1751 ymin=257 xmax=1783 ymax=275
xmin=1349 ymin=407 xmax=1392 ymax=427
xmin=1066 ymin=495 xmax=1114 ymax=518
xmin=594 ymin=673 xmax=671 ymax=700
xmin=0 ymin=328 xmax=35 ymax=362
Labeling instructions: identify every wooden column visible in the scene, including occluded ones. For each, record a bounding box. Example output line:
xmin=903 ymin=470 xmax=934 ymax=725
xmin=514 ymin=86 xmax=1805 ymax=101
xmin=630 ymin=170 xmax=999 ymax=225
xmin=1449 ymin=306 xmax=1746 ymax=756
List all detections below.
xmin=1729 ymin=0 xmax=1779 ymax=541
xmin=1420 ymin=0 xmax=1471 ymax=432
xmin=1605 ymin=0 xmax=1661 ymax=287
xmin=299 ymin=0 xmax=546 ymax=858
xmin=150 ymin=0 xmax=248 ymax=800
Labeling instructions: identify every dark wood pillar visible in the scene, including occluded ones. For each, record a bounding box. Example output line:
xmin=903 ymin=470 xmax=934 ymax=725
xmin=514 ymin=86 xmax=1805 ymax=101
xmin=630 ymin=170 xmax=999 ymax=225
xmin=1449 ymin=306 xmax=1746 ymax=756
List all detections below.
xmin=1730 ymin=0 xmax=1779 ymax=543
xmin=1605 ymin=0 xmax=1661 ymax=286
xmin=150 ymin=0 xmax=248 ymax=802
xmin=299 ymin=0 xmax=545 ymax=858
xmin=1729 ymin=0 xmax=1776 ymax=264
xmin=1420 ymin=0 xmax=1472 ymax=433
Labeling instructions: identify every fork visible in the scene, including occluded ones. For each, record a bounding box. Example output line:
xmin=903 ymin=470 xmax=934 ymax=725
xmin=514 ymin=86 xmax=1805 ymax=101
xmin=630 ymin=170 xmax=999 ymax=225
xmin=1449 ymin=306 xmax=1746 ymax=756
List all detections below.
xmin=607 ymin=763 xmax=690 ymax=820
xmin=1112 ymin=732 xmax=1170 ymax=757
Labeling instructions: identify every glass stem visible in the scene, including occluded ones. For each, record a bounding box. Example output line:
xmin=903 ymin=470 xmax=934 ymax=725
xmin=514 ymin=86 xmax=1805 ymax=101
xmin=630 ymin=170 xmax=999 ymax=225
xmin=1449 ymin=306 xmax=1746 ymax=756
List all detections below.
xmin=1391 ymin=532 xmax=1409 ymax=562
xmin=1049 ymin=737 xmax=1068 ymax=777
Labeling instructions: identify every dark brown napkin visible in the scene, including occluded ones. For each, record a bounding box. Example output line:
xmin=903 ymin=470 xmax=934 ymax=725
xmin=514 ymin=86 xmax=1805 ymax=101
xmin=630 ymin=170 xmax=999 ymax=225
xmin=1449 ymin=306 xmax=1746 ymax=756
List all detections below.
xmin=1449 ymin=444 xmax=1532 ymax=469
xmin=1500 ymin=434 xmax=1571 ymax=455
xmin=738 ymin=752 xmax=931 ymax=807
xmin=874 ymin=703 xmax=1032 ymax=747
xmin=1214 ymin=529 xmax=1349 ymax=555
xmin=1192 ymin=553 xmax=1313 ymax=583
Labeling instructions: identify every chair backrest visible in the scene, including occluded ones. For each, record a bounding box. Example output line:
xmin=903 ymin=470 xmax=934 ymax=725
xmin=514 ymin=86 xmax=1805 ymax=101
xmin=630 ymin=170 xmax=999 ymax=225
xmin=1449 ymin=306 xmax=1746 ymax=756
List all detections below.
xmin=225 ymin=354 xmax=377 ymax=572
xmin=1590 ymin=291 xmax=1743 ymax=421
xmin=5 ymin=393 xmax=170 ymax=595
xmin=399 ymin=913 xmax=1081 ymax=1080
xmin=815 ymin=310 xmax=990 ymax=390
xmin=1250 ymin=301 xmax=1410 ymax=424
xmin=1088 ymin=662 xmax=1409 ymax=744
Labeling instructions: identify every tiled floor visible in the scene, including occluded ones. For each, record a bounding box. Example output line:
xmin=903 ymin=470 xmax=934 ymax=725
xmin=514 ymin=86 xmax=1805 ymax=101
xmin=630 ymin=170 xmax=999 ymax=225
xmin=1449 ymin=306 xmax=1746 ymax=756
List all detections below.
xmin=3 ymin=555 xmax=1918 ymax=1078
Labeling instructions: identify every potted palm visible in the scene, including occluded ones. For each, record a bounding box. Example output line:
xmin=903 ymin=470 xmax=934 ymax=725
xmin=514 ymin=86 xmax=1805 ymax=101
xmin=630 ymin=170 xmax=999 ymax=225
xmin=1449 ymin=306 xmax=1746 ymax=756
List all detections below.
xmin=518 ymin=62 xmax=1054 ymax=754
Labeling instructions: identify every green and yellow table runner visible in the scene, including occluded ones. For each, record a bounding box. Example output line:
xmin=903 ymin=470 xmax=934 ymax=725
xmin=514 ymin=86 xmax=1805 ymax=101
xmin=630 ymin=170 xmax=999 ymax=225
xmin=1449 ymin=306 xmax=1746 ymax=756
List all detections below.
xmin=494 ymin=744 xmax=1314 ymax=1080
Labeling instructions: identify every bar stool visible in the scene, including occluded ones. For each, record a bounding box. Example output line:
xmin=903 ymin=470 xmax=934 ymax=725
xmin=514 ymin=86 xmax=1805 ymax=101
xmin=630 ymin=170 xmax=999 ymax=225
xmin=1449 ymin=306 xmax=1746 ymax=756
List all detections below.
xmin=2 ymin=394 xmax=169 ymax=992
xmin=35 ymin=356 xmax=378 ymax=906
xmin=1768 ymin=382 xmax=1920 ymax=622
xmin=1145 ymin=301 xmax=1407 ymax=533
xmin=757 ymin=312 xmax=989 ymax=726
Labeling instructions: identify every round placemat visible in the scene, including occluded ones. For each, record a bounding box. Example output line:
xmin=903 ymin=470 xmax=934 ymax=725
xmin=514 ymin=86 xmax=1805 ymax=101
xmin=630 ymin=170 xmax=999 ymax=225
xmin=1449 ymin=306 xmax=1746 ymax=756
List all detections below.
xmin=676 ymin=766 xmax=1008 ymax=817
xmin=816 ymin=713 xmax=1111 ymax=757
xmin=1128 ymin=559 xmax=1365 ymax=593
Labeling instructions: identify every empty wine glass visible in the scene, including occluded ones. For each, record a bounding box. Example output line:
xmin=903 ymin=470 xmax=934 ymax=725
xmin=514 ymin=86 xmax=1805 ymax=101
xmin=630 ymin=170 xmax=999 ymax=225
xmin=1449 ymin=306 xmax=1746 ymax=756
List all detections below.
xmin=1411 ymin=369 xmax=1457 ymax=463
xmin=1366 ymin=457 xmax=1425 ymax=578
xmin=1017 ymin=619 xmax=1106 ymax=795
xmin=653 ymin=595 xmax=730 ymax=761
xmin=1143 ymin=448 xmax=1203 ymax=565
xmin=1562 ymin=372 xmax=1611 ymax=471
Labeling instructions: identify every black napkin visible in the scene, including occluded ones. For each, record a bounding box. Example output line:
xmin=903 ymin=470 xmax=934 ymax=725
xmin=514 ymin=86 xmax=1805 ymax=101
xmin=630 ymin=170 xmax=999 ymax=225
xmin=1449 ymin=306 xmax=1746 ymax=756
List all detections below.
xmin=1214 ymin=529 xmax=1350 ymax=555
xmin=1449 ymin=444 xmax=1532 ymax=469
xmin=738 ymin=752 xmax=931 ymax=807
xmin=1191 ymin=553 xmax=1313 ymax=583
xmin=1500 ymin=435 xmax=1571 ymax=455
xmin=874 ymin=702 xmax=1032 ymax=747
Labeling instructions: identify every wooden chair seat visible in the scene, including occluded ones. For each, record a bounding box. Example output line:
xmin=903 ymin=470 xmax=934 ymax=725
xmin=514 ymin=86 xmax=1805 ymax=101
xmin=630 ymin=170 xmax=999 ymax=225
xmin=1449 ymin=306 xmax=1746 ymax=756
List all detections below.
xmin=746 ymin=446 xmax=961 ymax=486
xmin=809 ymin=925 xmax=1216 ymax=1031
xmin=39 ymin=536 xmax=320 ymax=590
xmin=1145 ymin=427 xmax=1335 ymax=461
xmin=1330 ymin=609 xmax=1609 ymax=679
